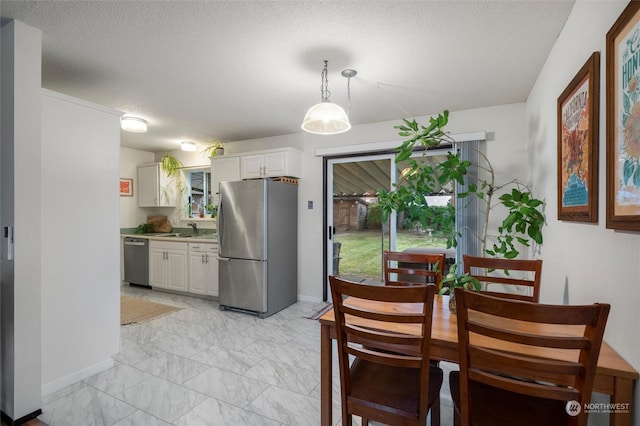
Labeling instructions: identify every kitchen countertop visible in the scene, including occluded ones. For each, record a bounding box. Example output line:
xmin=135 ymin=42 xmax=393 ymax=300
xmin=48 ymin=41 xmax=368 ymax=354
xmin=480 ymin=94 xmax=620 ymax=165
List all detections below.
xmin=121 ymin=233 xmax=217 ymax=243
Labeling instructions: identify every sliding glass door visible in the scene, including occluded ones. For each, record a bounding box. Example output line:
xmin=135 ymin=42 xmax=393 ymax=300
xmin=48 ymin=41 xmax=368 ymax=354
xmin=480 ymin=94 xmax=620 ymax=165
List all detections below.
xmin=324 ymin=148 xmax=457 ymax=300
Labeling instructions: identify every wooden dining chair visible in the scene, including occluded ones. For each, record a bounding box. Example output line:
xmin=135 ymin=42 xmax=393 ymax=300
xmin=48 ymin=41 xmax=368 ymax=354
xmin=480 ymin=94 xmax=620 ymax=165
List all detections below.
xmin=382 ymin=250 xmax=446 ymax=425
xmin=329 ymin=275 xmax=443 ymax=426
xmin=384 ymin=250 xmax=446 ymax=289
xmin=462 ymin=254 xmax=542 ymax=302
xmin=450 ymin=288 xmax=610 ymax=426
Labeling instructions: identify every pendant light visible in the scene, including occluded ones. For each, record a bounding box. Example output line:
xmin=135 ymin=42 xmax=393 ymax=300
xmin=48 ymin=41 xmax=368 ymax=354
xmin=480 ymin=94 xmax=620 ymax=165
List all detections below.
xmin=301 ymin=61 xmax=352 ymax=135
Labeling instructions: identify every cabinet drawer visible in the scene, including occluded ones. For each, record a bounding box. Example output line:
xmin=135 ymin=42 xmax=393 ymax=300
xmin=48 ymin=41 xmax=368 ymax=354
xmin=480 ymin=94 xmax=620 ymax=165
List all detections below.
xmin=150 ymin=240 xmax=188 ymax=251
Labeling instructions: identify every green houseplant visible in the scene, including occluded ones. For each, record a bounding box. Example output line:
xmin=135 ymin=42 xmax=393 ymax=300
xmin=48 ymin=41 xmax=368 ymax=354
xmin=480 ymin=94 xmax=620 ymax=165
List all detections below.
xmin=379 ymin=110 xmax=545 ymax=295
xmin=204 ymin=204 xmax=217 ymax=218
xmin=201 ymin=140 xmax=225 ymax=158
xmin=160 ymin=154 xmax=185 ymax=204
xmin=439 ymin=263 xmax=481 ymax=312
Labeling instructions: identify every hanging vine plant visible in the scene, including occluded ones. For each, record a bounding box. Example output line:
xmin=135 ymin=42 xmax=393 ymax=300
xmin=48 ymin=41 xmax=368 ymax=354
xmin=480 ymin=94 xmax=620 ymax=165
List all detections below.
xmin=378 ymin=110 xmax=545 ymax=260
xmin=160 ymin=154 xmax=185 ymax=204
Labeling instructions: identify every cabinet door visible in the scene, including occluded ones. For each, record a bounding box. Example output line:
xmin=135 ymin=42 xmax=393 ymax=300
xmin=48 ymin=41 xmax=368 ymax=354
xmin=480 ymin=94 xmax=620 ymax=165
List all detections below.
xmin=212 ymin=157 xmax=241 ymax=204
xmin=149 ymin=247 xmax=168 ymax=289
xmin=188 ymin=249 xmax=206 ymax=295
xmin=206 ymin=245 xmax=219 ymax=297
xmin=263 ymin=152 xmax=288 ymax=176
xmin=166 ymin=249 xmax=188 ymax=292
xmin=241 ymin=155 xmax=264 ymax=179
xmin=138 ymin=164 xmax=159 ymax=207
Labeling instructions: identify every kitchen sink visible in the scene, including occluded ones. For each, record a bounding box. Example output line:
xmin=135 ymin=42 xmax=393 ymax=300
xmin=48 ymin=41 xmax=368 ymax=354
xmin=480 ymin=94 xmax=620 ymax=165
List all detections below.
xmin=156 ymin=233 xmax=214 ymax=239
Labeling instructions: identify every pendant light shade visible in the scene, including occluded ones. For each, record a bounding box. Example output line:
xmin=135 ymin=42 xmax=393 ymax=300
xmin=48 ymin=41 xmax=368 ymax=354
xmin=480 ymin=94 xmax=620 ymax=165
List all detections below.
xmin=301 ymin=60 xmax=353 ymax=135
xmin=301 ymin=101 xmax=351 ymax=135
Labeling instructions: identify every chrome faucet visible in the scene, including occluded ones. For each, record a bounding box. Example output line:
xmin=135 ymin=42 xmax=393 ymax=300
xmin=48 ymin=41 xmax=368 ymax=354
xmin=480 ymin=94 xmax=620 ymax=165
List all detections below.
xmin=187 ymin=221 xmax=198 ymax=235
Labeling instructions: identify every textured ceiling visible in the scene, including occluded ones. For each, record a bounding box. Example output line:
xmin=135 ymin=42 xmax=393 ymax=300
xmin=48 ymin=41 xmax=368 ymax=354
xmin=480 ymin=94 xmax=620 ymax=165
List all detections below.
xmin=1 ymin=1 xmax=575 ymax=153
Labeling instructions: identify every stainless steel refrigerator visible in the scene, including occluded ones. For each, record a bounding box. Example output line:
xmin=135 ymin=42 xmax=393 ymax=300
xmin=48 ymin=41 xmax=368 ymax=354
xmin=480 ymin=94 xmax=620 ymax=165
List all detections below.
xmin=217 ymin=179 xmax=298 ymax=317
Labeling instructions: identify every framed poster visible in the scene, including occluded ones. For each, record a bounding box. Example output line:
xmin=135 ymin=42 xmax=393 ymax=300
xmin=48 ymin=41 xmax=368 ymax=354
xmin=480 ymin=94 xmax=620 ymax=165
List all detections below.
xmin=120 ymin=178 xmax=133 ymax=196
xmin=557 ymin=52 xmax=600 ymax=222
xmin=606 ymin=1 xmax=640 ymax=230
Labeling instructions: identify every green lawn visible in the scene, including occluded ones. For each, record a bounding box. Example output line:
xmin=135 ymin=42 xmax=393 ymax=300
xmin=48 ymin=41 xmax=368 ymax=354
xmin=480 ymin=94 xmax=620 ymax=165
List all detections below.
xmin=335 ymin=230 xmax=448 ymax=281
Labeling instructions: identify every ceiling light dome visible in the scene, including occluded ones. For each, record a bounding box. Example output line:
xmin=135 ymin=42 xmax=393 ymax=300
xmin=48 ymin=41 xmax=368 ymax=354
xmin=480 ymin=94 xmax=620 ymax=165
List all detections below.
xmin=301 ymin=60 xmax=353 ymax=135
xmin=301 ymin=101 xmax=351 ymax=134
xmin=181 ymin=141 xmax=197 ymax=152
xmin=120 ymin=116 xmax=147 ymax=133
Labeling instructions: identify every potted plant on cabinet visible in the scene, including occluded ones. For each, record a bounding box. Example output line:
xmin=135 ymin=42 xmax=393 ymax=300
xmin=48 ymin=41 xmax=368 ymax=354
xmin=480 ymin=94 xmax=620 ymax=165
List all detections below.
xmin=201 ymin=140 xmax=225 ymax=158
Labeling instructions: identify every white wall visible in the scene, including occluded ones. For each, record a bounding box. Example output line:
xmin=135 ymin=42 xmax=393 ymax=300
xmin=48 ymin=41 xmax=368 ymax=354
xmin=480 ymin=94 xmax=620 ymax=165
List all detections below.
xmin=41 ymin=90 xmax=121 ymax=394
xmin=527 ymin=0 xmax=639 ymax=423
xmin=224 ymin=103 xmax=528 ymax=301
xmin=120 ymin=147 xmax=154 ymax=228
xmin=0 ymin=19 xmax=43 ymax=420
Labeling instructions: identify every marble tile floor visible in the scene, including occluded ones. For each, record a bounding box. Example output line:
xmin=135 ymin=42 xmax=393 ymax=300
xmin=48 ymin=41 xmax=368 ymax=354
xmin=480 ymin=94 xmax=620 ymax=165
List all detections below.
xmin=36 ymin=283 xmax=457 ymax=426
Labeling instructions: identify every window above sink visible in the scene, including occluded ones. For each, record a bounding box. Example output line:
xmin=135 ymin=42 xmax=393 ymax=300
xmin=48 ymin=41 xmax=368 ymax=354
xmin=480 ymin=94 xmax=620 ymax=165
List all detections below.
xmin=182 ymin=167 xmax=215 ymax=220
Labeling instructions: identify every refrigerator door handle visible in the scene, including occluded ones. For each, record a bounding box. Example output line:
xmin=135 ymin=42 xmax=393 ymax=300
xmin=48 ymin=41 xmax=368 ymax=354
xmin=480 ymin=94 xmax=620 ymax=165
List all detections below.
xmin=217 ymin=193 xmax=224 ymax=248
xmin=217 ymin=256 xmax=230 ymax=262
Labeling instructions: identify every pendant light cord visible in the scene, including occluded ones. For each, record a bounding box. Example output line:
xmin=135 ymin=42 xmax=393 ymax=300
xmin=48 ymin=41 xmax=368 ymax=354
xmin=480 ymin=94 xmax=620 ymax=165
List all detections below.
xmin=341 ymin=68 xmax=357 ymax=117
xmin=321 ymin=60 xmax=330 ymax=101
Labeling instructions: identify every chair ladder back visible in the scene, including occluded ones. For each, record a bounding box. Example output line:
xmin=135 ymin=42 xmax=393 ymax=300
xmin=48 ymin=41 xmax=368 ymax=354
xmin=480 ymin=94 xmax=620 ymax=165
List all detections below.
xmin=466 ymin=321 xmax=592 ymax=349
xmin=329 ymin=275 xmax=440 ymax=426
xmin=454 ymin=288 xmax=610 ymax=426
xmin=384 ymin=250 xmax=446 ymax=289
xmin=463 ymin=254 xmax=543 ymax=302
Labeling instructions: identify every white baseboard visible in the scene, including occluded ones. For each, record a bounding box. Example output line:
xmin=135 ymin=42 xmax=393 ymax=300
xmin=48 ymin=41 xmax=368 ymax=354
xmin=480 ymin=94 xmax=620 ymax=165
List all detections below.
xmin=297 ymin=294 xmax=323 ymax=303
xmin=41 ymin=358 xmax=114 ymax=397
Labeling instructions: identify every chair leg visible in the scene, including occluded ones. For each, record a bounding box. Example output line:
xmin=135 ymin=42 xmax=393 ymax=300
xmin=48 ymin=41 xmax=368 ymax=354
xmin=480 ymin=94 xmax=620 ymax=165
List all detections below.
xmin=361 ymin=417 xmax=369 ymax=426
xmin=430 ymin=397 xmax=441 ymax=426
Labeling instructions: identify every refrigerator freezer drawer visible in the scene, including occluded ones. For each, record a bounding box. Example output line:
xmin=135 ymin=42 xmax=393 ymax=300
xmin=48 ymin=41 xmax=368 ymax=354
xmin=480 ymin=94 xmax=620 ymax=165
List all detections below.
xmin=218 ymin=257 xmax=267 ymax=313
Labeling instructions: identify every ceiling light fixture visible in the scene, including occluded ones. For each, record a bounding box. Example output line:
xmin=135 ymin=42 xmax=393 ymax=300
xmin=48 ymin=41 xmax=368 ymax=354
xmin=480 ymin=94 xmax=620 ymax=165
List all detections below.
xmin=301 ymin=60 xmax=355 ymax=135
xmin=181 ymin=141 xmax=197 ymax=152
xmin=342 ymin=67 xmax=357 ymax=116
xmin=120 ymin=116 xmax=148 ymax=133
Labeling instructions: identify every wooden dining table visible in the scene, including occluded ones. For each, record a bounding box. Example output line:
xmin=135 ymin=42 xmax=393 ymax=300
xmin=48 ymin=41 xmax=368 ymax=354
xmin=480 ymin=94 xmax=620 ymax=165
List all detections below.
xmin=319 ymin=295 xmax=638 ymax=426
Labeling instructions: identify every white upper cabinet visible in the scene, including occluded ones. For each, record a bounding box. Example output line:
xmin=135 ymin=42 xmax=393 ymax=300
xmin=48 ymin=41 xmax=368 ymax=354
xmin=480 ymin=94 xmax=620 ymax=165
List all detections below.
xmin=211 ymin=156 xmax=241 ymax=204
xmin=240 ymin=148 xmax=302 ymax=179
xmin=211 ymin=148 xmax=302 ymax=203
xmin=137 ymin=162 xmax=176 ymax=207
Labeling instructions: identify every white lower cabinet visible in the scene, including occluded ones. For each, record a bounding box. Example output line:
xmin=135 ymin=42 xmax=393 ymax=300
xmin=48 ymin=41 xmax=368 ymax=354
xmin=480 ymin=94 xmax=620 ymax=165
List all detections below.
xmin=188 ymin=242 xmax=219 ymax=297
xmin=149 ymin=240 xmax=188 ymax=292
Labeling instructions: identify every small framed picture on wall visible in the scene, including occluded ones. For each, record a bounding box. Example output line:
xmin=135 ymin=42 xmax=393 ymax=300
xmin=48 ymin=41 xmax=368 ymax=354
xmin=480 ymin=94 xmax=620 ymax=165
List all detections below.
xmin=120 ymin=178 xmax=133 ymax=196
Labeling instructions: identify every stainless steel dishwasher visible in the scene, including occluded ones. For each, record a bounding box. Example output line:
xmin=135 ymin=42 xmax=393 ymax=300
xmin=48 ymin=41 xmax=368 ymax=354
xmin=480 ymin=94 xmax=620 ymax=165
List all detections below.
xmin=123 ymin=237 xmax=149 ymax=287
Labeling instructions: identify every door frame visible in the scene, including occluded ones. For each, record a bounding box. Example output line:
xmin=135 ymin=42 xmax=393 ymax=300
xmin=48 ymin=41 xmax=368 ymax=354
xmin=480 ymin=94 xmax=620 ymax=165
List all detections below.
xmin=321 ymin=145 xmax=459 ymax=301
xmin=322 ymin=151 xmax=398 ymax=300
